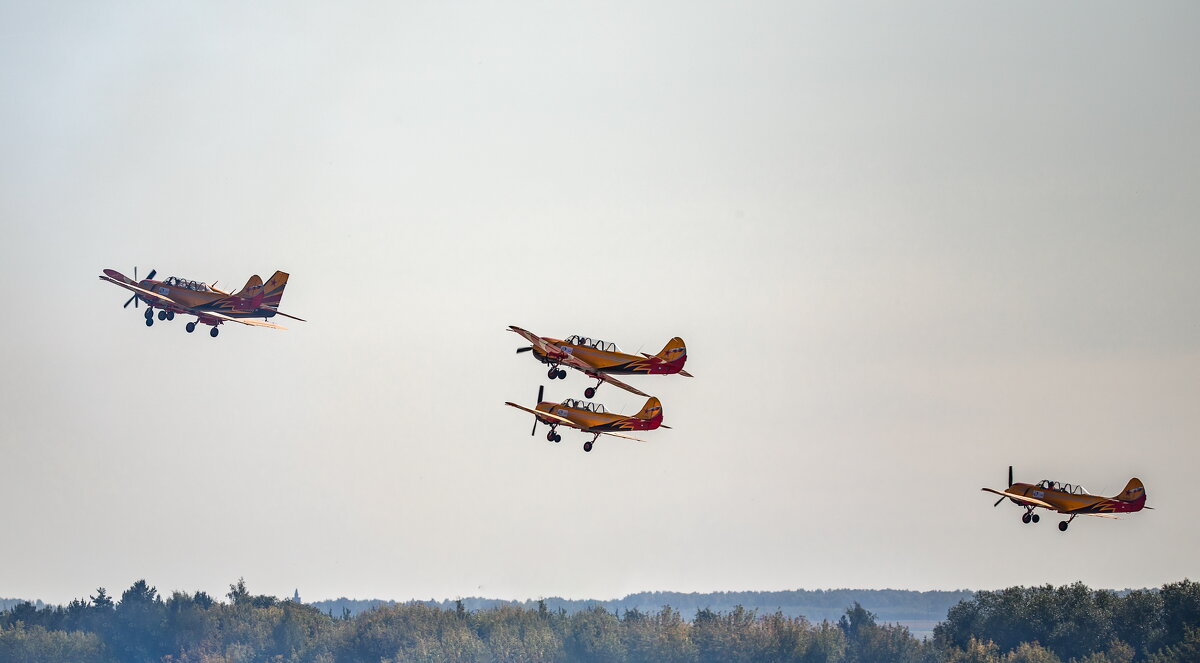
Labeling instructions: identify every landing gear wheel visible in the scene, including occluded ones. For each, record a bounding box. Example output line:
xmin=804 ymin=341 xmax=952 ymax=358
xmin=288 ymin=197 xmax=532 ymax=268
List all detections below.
xmin=1058 ymin=521 xmax=1069 ymax=532
xmin=166 ymin=311 xmax=174 ymax=321
xmin=584 ymin=387 xmax=596 ymax=399
xmin=557 ymin=369 xmax=567 ymax=380
xmin=583 ymin=441 xmax=593 ymax=452
xmin=1022 ymin=513 xmax=1031 ymax=524
xmin=157 ymin=310 xmax=167 ymax=321
xmin=547 ymin=431 xmax=556 ymax=442
xmin=548 ymin=367 xmax=559 ymax=379
xmin=145 ymin=318 xmax=153 ymax=327
xmin=185 ymin=322 xmax=196 ymax=333
xmin=145 ymin=308 xmax=154 ymax=320
xmin=210 ymin=327 xmax=219 ymax=338
xmin=1031 ymin=514 xmax=1040 ymax=523
xmin=553 ymin=434 xmax=561 ymax=443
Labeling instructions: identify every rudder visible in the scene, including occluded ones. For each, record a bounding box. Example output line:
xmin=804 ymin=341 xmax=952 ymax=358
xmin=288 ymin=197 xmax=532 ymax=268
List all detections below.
xmin=655 ymin=337 xmax=687 ymax=365
xmin=262 ymin=271 xmax=290 ymax=307
xmin=1115 ymin=478 xmax=1146 ymax=502
xmin=635 ymin=396 xmax=663 ymax=420
xmin=234 ymin=275 xmax=263 ymax=298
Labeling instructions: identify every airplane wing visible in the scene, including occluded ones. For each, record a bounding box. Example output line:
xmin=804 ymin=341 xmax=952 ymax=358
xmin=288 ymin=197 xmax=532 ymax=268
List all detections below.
xmin=200 ymin=310 xmax=287 ymax=330
xmin=99 ymin=275 xmax=184 ymax=308
xmin=1061 ymin=503 xmax=1127 ymax=518
xmin=504 ymin=402 xmax=575 ymax=426
xmin=981 ymin=488 xmax=1055 ymax=509
xmin=507 ymin=326 xmax=650 ymax=395
xmin=589 ymin=372 xmax=651 ymax=398
xmin=508 ymin=326 xmax=564 ymax=356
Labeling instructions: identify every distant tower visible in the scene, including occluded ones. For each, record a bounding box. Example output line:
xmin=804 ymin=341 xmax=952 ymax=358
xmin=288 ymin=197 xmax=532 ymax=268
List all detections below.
xmin=293 ymin=589 xmax=301 ymax=603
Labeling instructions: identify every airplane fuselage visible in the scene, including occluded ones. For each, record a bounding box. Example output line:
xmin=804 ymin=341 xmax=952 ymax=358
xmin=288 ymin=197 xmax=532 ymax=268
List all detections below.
xmin=533 ymin=401 xmax=663 ymax=433
xmin=130 ymin=277 xmax=277 ymax=321
xmin=1006 ymin=482 xmax=1147 ymax=515
xmin=101 ymin=268 xmax=299 ymax=337
xmin=531 ymin=339 xmax=682 ymax=376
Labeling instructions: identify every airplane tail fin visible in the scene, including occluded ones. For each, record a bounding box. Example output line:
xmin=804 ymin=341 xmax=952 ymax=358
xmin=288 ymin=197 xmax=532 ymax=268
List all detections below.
xmin=1114 ymin=478 xmax=1147 ymax=503
xmin=654 ymin=337 xmax=687 ymax=368
xmin=261 ymin=271 xmax=290 ymax=308
xmin=233 ymin=275 xmax=263 ymax=298
xmin=634 ymin=396 xmax=663 ymax=422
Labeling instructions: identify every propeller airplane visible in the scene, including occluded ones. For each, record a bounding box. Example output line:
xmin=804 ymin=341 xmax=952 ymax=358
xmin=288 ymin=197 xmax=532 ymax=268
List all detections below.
xmin=99 ymin=267 xmax=304 ymax=338
xmin=505 ymin=385 xmax=669 ymax=452
xmin=509 ymin=325 xmax=691 ymax=399
xmin=982 ymin=466 xmax=1150 ymax=532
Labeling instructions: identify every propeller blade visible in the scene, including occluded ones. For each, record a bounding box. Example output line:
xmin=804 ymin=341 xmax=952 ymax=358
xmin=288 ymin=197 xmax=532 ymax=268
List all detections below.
xmin=123 ymin=294 xmax=137 ymax=309
xmin=516 ymin=346 xmax=533 ymax=353
xmin=1008 ymin=465 xmax=1014 ymax=488
xmin=145 ymin=268 xmax=156 ymax=280
xmin=531 ymin=384 xmax=545 ymax=436
xmin=993 ymin=496 xmax=1006 ymax=507
xmin=134 ymin=266 xmax=138 ymax=281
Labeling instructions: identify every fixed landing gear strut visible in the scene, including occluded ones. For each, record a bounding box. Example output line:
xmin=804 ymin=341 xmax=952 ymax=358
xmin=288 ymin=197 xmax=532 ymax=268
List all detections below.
xmin=183 ymin=320 xmax=219 ymax=337
xmin=583 ymin=433 xmax=600 ymax=452
xmin=584 ymin=377 xmax=603 ymax=399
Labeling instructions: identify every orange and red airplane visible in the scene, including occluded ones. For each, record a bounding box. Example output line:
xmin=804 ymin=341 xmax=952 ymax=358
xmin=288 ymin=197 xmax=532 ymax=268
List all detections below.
xmin=982 ymin=466 xmax=1150 ymax=532
xmin=509 ymin=325 xmax=691 ymax=399
xmin=99 ymin=267 xmax=304 ymax=338
xmin=505 ymin=386 xmax=669 ymax=452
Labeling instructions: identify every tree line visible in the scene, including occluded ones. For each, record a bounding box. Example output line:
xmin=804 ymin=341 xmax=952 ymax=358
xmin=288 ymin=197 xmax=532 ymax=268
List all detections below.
xmin=312 ymin=588 xmax=974 ymax=624
xmin=2 ymin=579 xmax=1199 ymax=662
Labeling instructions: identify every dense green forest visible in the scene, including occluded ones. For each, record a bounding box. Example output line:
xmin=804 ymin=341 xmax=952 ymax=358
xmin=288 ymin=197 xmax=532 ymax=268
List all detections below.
xmin=3 ymin=579 xmax=1199 ymax=662
xmin=312 ymin=588 xmax=975 ymax=623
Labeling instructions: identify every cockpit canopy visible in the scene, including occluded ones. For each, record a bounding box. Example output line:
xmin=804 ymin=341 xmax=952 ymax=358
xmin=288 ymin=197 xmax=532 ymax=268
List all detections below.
xmin=165 ymin=276 xmax=211 ymax=292
xmin=561 ymin=398 xmax=607 ymax=413
xmin=1037 ymin=480 xmax=1087 ymax=495
xmin=565 ymin=335 xmax=620 ymax=352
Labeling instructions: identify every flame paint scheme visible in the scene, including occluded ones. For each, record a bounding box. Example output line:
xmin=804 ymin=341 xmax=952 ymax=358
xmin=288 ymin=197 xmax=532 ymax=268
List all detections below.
xmin=982 ymin=466 xmax=1151 ymax=532
xmin=99 ymin=268 xmax=304 ymax=338
xmin=509 ymin=325 xmax=691 ymax=399
xmin=505 ymin=387 xmax=669 ymax=452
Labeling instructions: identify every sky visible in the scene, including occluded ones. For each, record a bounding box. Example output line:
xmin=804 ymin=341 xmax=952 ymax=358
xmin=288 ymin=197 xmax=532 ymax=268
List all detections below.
xmin=1 ymin=1 xmax=1198 ymax=606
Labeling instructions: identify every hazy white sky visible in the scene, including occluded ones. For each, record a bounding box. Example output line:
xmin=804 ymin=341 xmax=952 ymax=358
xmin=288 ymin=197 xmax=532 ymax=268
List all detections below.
xmin=2 ymin=1 xmax=1198 ymax=605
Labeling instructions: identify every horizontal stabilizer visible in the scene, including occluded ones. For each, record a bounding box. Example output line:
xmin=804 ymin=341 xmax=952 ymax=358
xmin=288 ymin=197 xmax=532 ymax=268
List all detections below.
xmin=265 ymin=308 xmax=306 ymax=322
